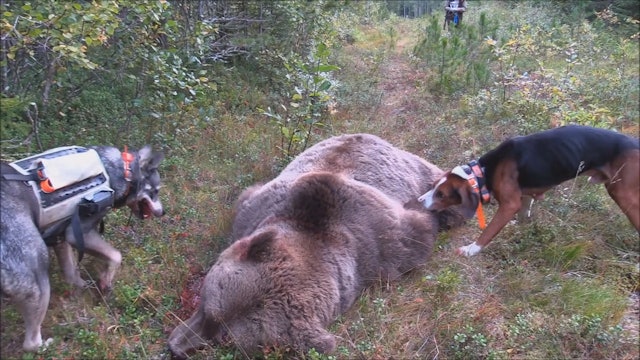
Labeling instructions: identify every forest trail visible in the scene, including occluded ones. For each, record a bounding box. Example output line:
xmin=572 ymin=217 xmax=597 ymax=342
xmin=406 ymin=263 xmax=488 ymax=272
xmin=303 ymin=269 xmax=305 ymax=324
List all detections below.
xmin=372 ymin=21 xmax=434 ymax=143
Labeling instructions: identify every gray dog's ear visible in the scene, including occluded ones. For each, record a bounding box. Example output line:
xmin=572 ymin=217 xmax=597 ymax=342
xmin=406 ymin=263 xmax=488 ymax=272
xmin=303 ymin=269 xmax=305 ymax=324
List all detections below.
xmin=137 ymin=145 xmax=164 ymax=171
xmin=457 ymin=186 xmax=479 ymax=219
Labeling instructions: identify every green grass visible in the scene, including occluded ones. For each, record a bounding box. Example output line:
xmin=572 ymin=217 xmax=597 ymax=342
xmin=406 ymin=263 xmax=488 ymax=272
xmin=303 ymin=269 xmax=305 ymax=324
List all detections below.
xmin=1 ymin=2 xmax=639 ymax=359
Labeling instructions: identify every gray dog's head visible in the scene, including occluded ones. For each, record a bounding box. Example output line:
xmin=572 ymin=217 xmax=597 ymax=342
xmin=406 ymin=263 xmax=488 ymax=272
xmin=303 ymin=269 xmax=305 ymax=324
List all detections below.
xmin=126 ymin=145 xmax=165 ymax=219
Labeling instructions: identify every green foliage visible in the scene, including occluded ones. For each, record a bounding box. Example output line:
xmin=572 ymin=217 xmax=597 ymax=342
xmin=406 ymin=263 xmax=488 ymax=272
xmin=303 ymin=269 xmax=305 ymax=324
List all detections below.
xmin=0 ymin=96 xmax=31 ymax=145
xmin=306 ymin=347 xmax=337 ymax=360
xmin=384 ymin=0 xmax=437 ymax=19
xmin=505 ymin=311 xmax=630 ymax=358
xmin=1 ymin=0 xmax=216 ymax=151
xmin=450 ymin=325 xmax=495 ymax=360
xmin=413 ymin=11 xmax=499 ymax=95
xmin=1 ymin=1 xmax=117 ymax=71
xmin=260 ymin=42 xmax=338 ymax=161
xmin=413 ymin=1 xmax=638 ymax=135
xmin=115 ymin=283 xmax=151 ymax=324
xmin=456 ymin=3 xmax=638 ymax=135
xmin=75 ymin=327 xmax=107 ymax=359
xmin=558 ymin=279 xmax=628 ymax=319
xmin=434 ymin=265 xmax=461 ymax=293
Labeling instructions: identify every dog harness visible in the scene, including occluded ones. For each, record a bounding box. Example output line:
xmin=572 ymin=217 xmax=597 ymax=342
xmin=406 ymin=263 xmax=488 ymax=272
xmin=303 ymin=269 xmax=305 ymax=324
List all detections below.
xmin=3 ymin=146 xmax=114 ymax=261
xmin=451 ymin=160 xmax=490 ymax=229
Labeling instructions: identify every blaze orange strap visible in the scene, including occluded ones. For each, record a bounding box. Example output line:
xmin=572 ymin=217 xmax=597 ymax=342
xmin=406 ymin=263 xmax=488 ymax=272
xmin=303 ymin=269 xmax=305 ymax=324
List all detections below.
xmin=120 ymin=146 xmax=135 ymax=198
xmin=476 ymin=203 xmax=486 ymax=230
xmin=40 ymin=178 xmax=55 ymax=193
xmin=122 ymin=146 xmax=134 ymax=182
xmin=469 ymin=161 xmax=491 ymax=204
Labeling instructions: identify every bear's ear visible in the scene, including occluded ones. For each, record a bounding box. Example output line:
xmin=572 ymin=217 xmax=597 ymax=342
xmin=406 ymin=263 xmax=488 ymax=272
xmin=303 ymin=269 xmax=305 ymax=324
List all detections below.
xmin=237 ymin=230 xmax=276 ymax=262
xmin=289 ymin=173 xmax=340 ymax=231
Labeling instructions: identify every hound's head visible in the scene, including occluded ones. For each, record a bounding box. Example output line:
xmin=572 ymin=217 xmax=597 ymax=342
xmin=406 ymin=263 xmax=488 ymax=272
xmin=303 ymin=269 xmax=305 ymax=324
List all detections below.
xmin=418 ymin=168 xmax=480 ymax=219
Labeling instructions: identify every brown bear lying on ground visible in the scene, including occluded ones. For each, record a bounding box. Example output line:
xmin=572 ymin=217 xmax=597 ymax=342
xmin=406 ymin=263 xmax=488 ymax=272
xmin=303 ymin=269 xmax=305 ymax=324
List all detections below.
xmin=168 ymin=133 xmax=465 ymax=358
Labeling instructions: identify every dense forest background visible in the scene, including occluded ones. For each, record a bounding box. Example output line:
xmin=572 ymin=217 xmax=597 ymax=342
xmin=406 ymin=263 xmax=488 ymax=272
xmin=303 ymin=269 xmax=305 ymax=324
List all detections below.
xmin=1 ymin=1 xmax=639 ymax=359
xmin=1 ymin=0 xmax=638 ymax=155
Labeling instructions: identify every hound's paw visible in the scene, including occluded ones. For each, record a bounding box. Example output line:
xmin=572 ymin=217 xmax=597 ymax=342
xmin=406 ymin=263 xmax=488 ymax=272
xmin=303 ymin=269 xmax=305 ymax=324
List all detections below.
xmin=455 ymin=243 xmax=482 ymax=257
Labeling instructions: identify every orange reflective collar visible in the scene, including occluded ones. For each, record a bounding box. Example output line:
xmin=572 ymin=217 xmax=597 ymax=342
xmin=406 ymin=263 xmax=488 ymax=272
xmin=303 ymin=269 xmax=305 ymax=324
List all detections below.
xmin=122 ymin=146 xmax=134 ymax=182
xmin=467 ymin=160 xmax=490 ymax=204
xmin=456 ymin=160 xmax=491 ymax=230
xmin=121 ymin=146 xmax=135 ymax=198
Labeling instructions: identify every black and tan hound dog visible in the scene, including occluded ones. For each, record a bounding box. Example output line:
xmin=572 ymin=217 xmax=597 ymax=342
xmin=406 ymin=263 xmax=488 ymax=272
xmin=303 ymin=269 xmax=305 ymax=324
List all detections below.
xmin=419 ymin=125 xmax=640 ymax=256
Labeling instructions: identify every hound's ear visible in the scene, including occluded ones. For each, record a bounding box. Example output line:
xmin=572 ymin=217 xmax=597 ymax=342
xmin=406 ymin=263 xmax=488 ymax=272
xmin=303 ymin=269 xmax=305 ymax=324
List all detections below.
xmin=457 ymin=185 xmax=480 ymax=219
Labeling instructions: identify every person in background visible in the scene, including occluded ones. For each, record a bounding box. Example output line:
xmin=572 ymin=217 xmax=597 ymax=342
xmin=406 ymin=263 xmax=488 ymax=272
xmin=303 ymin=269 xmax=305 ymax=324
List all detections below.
xmin=444 ymin=0 xmax=467 ymax=29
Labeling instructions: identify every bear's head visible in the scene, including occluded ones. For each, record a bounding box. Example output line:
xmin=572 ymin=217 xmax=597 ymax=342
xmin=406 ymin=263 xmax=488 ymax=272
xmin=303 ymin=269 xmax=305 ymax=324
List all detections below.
xmin=169 ymin=224 xmax=341 ymax=358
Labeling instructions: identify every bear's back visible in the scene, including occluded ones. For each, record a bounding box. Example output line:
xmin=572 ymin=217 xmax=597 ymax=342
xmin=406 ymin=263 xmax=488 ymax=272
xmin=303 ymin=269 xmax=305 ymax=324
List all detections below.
xmin=232 ymin=134 xmax=444 ymax=239
xmin=280 ymin=134 xmax=443 ymax=202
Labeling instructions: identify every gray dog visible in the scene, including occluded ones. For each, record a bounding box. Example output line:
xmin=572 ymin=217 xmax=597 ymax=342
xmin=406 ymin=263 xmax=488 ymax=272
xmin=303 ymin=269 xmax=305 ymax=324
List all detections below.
xmin=1 ymin=145 xmax=164 ymax=352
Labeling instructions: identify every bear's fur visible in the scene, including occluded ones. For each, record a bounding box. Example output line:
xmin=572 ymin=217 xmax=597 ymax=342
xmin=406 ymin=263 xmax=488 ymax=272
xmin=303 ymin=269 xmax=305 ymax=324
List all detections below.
xmin=168 ymin=134 xmax=465 ymax=357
